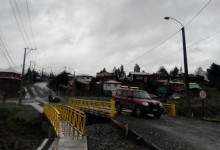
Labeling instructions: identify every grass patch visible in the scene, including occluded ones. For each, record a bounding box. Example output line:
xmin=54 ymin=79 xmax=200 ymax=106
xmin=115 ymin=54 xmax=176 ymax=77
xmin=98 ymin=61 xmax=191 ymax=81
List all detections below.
xmin=0 ymin=103 xmax=47 ymax=150
xmin=166 ymin=98 xmax=220 ymax=120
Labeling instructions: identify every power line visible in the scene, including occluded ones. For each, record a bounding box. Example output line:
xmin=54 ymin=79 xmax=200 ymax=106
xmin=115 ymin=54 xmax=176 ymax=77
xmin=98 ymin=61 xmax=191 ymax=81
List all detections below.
xmin=124 ymin=29 xmax=181 ymax=66
xmin=0 ymin=46 xmax=13 ymax=67
xmin=0 ymin=50 xmax=10 ymax=67
xmin=185 ymin=0 xmax=212 ymax=27
xmin=26 ymin=0 xmax=36 ymax=49
xmin=0 ymin=31 xmax=17 ymax=67
xmin=144 ymin=28 xmax=220 ymax=67
xmin=0 ymin=34 xmax=15 ymax=67
xmin=190 ymin=28 xmax=220 ymax=46
xmin=8 ymin=0 xmax=29 ymax=47
xmin=14 ymin=0 xmax=32 ymax=48
xmin=124 ymin=0 xmax=213 ymax=68
xmin=0 ymin=37 xmax=16 ymax=67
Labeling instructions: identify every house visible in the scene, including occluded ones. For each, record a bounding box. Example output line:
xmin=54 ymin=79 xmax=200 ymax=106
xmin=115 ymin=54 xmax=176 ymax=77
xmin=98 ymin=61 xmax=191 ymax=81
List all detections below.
xmin=154 ymin=80 xmax=169 ymax=98
xmin=169 ymin=81 xmax=185 ymax=92
xmin=68 ymin=74 xmax=93 ymax=91
xmin=128 ymin=72 xmax=149 ymax=83
xmin=96 ymin=70 xmax=117 ymax=82
xmin=103 ymin=80 xmax=121 ymax=96
xmin=169 ymin=81 xmax=201 ymax=97
xmin=75 ymin=74 xmax=93 ymax=83
xmin=0 ymin=68 xmax=21 ymax=92
xmin=75 ymin=78 xmax=90 ymax=91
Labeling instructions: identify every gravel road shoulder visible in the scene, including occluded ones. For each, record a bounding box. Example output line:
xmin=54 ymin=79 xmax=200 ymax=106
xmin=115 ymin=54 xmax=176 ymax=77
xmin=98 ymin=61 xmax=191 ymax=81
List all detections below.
xmin=86 ymin=123 xmax=148 ymax=150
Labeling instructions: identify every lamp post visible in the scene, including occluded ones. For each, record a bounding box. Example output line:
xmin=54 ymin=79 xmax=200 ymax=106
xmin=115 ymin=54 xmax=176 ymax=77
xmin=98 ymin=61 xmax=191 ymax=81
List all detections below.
xmin=164 ymin=16 xmax=191 ymax=117
xmin=19 ymin=47 xmax=36 ymax=105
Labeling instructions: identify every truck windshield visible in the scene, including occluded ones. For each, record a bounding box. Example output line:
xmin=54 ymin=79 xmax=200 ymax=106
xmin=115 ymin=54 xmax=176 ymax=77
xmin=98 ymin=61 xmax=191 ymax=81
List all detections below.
xmin=133 ymin=91 xmax=151 ymax=99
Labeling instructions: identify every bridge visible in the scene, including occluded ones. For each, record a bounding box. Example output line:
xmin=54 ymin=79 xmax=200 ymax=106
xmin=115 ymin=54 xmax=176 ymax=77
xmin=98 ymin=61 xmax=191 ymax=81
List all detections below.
xmin=43 ymin=98 xmax=176 ymax=149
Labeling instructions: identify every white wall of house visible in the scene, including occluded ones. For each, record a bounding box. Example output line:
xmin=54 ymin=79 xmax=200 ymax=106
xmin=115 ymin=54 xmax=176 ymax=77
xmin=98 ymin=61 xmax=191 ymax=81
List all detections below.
xmin=75 ymin=75 xmax=93 ymax=83
xmin=80 ymin=76 xmax=92 ymax=82
xmin=103 ymin=83 xmax=121 ymax=96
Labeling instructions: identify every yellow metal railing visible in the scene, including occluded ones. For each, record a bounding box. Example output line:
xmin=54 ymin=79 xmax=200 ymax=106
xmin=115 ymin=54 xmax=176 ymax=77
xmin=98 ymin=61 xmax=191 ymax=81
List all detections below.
xmin=43 ymin=104 xmax=61 ymax=137
xmin=54 ymin=105 xmax=86 ymax=136
xmin=69 ymin=98 xmax=115 ymax=118
xmin=163 ymin=104 xmax=176 ymax=116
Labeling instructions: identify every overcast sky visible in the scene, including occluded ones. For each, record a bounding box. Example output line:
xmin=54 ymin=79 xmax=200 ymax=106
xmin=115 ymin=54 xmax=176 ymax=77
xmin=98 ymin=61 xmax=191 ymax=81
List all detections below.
xmin=0 ymin=0 xmax=219 ymax=76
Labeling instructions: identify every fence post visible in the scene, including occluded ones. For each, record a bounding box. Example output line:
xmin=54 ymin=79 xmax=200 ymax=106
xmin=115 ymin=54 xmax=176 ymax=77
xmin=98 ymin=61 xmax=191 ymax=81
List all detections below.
xmin=82 ymin=114 xmax=86 ymax=136
xmin=110 ymin=100 xmax=115 ymax=118
xmin=171 ymin=104 xmax=176 ymax=116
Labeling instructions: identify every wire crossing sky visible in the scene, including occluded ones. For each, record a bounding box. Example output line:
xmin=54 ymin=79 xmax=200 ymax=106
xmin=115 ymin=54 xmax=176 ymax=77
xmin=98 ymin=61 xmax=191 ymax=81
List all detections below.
xmin=0 ymin=0 xmax=219 ymax=75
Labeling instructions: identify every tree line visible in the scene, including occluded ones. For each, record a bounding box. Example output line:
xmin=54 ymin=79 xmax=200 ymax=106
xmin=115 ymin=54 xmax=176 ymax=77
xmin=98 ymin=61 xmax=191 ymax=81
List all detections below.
xmin=26 ymin=62 xmax=220 ymax=91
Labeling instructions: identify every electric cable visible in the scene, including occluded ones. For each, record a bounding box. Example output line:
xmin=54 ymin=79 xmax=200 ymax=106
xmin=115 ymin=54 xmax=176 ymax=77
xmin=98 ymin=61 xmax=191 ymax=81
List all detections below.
xmin=0 ymin=31 xmax=17 ymax=67
xmin=124 ymin=29 xmax=181 ymax=67
xmin=14 ymin=0 xmax=32 ymax=48
xmin=26 ymin=0 xmax=36 ymax=49
xmin=144 ymin=28 xmax=220 ymax=67
xmin=8 ymin=0 xmax=29 ymax=47
xmin=184 ymin=0 xmax=212 ymax=27
xmin=124 ymin=0 xmax=214 ymax=69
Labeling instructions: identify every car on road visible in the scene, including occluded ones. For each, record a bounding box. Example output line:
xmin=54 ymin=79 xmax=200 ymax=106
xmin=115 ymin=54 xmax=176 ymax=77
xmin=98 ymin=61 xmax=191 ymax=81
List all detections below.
xmin=113 ymin=87 xmax=163 ymax=118
xmin=48 ymin=91 xmax=60 ymax=102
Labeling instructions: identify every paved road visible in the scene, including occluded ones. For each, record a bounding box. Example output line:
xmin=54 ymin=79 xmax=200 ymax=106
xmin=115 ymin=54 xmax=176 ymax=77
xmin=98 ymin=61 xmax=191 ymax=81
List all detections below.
xmin=28 ymin=82 xmax=69 ymax=104
xmin=115 ymin=112 xmax=220 ymax=150
xmin=28 ymin=82 xmax=220 ymax=150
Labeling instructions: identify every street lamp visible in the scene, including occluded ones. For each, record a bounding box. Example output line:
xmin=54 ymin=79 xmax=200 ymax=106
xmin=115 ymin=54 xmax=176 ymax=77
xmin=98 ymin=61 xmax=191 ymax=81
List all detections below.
xmin=164 ymin=16 xmax=191 ymax=117
xmin=19 ymin=47 xmax=36 ymax=105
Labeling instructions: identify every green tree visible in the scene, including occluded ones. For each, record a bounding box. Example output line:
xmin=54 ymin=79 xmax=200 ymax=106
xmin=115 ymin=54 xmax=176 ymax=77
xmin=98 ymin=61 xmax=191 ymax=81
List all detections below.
xmin=56 ymin=71 xmax=69 ymax=86
xmin=207 ymin=63 xmax=220 ymax=86
xmin=119 ymin=65 xmax=126 ymax=78
xmin=157 ymin=66 xmax=169 ymax=77
xmin=112 ymin=65 xmax=126 ymax=78
xmin=195 ymin=67 xmax=206 ymax=78
xmin=134 ymin=64 xmax=140 ymax=72
xmin=170 ymin=66 xmax=179 ymax=77
xmin=179 ymin=66 xmax=183 ymax=74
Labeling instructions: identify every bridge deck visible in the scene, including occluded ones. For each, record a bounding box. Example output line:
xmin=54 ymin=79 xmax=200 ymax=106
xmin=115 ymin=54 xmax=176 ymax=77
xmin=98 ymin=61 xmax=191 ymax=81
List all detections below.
xmin=49 ymin=119 xmax=87 ymax=150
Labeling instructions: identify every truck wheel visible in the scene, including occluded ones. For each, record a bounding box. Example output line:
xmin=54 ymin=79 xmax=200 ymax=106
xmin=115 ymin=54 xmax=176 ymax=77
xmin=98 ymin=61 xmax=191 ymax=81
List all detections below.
xmin=153 ymin=111 xmax=162 ymax=119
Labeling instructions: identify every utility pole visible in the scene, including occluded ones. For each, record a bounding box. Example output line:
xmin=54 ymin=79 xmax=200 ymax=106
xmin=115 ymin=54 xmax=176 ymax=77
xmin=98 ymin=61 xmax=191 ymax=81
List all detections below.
xmin=164 ymin=17 xmax=191 ymax=117
xmin=181 ymin=27 xmax=191 ymax=117
xmin=19 ymin=47 xmax=36 ymax=105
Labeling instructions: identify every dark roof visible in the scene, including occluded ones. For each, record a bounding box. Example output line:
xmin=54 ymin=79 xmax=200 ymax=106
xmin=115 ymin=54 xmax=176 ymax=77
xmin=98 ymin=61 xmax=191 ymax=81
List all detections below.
xmin=0 ymin=68 xmax=21 ymax=74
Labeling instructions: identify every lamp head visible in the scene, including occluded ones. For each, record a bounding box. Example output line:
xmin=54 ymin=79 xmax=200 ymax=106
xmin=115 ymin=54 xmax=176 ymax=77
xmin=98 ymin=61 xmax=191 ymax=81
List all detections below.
xmin=164 ymin=17 xmax=170 ymax=20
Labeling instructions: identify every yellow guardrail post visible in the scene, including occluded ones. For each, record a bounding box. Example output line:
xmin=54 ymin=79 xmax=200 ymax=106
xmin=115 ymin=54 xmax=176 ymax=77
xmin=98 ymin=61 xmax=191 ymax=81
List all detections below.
xmin=110 ymin=100 xmax=115 ymax=118
xmin=43 ymin=104 xmax=61 ymax=137
xmin=163 ymin=104 xmax=176 ymax=117
xmin=82 ymin=114 xmax=86 ymax=135
xmin=125 ymin=124 xmax=128 ymax=138
xmin=171 ymin=104 xmax=176 ymax=116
